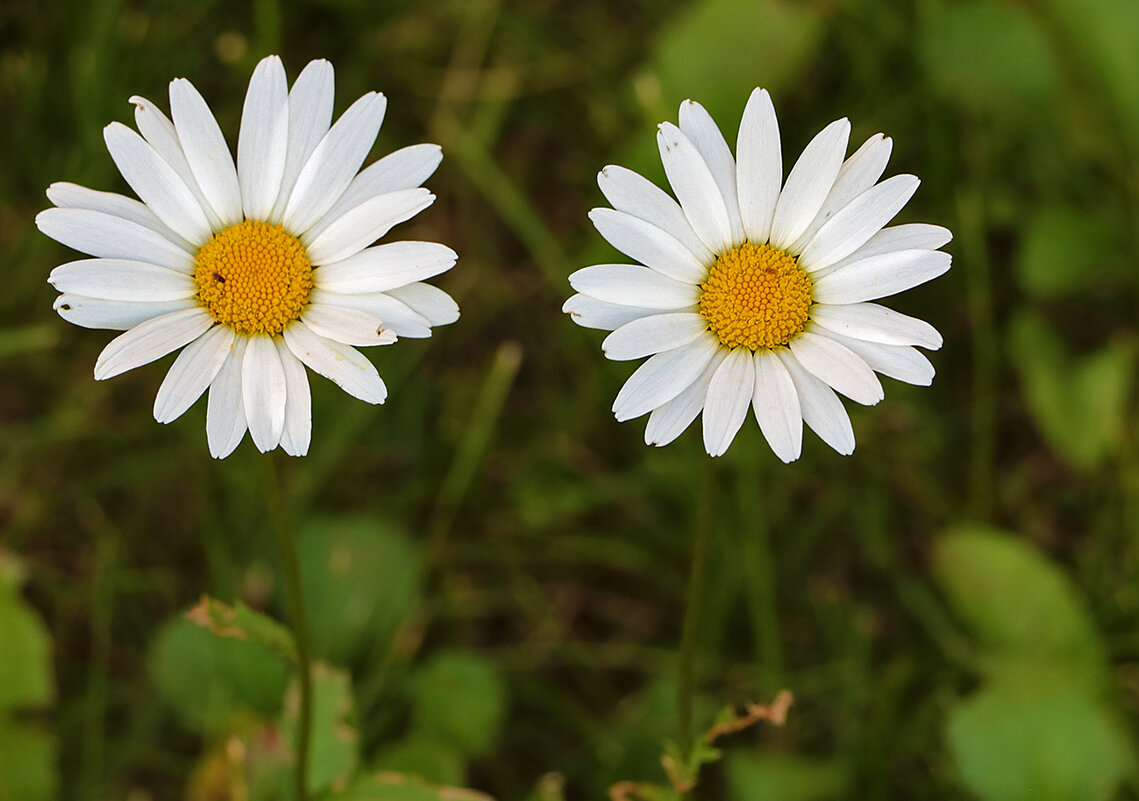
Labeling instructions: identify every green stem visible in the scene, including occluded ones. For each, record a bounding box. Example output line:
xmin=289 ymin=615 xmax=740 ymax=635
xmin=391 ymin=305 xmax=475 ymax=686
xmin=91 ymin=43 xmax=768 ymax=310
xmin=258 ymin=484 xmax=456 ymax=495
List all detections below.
xmin=677 ymin=458 xmax=716 ymax=765
xmin=265 ymin=456 xmax=311 ymax=801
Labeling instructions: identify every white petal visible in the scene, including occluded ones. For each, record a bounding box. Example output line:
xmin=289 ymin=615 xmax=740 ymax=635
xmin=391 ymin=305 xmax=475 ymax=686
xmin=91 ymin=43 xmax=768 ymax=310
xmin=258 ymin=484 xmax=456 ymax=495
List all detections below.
xmin=154 ymin=324 xmax=235 ymax=423
xmin=736 ymin=88 xmax=782 ymax=245
xmin=702 ymin=347 xmax=755 ymax=456
xmin=49 ymin=259 xmax=196 ymax=301
xmin=53 ymin=294 xmax=196 ymax=331
xmin=769 ymin=118 xmax=850 ymax=250
xmin=242 ymin=335 xmax=287 ymax=452
xmin=384 ymin=283 xmax=459 ymax=328
xmin=36 ymin=208 xmax=194 ymax=272
xmin=779 ymin=350 xmax=855 ymax=455
xmin=789 ymin=133 xmax=893 ymax=252
xmin=657 ymin=122 xmax=733 ymax=254
xmin=93 ymin=307 xmax=213 ymax=380
xmin=103 ymin=122 xmax=213 ymax=245
xmin=46 ymin=182 xmax=192 ymax=250
xmin=752 ymin=349 xmax=802 ymax=463
xmin=824 ymin=332 xmax=936 ymax=386
xmin=568 ymin=264 xmax=699 ymax=310
xmin=314 ymin=241 xmax=456 ymax=294
xmin=597 ymin=165 xmax=713 ymax=263
xmin=644 ymin=350 xmax=726 ymax=447
xmin=813 ymin=249 xmax=952 ymax=304
xmin=304 ymin=144 xmax=443 ymax=240
xmin=799 ymin=175 xmax=920 ymax=272
xmin=270 ymin=59 xmax=335 ymax=222
xmin=301 ymin=302 xmax=396 ymax=347
xmin=602 ymin=312 xmax=708 ymax=361
xmin=206 ymin=338 xmax=248 ymax=459
xmin=613 ymin=336 xmax=719 ymax=422
xmin=238 ymin=55 xmax=289 ymax=222
xmin=276 ymin=340 xmax=311 ymax=457
xmin=790 ymin=330 xmax=883 ymax=405
xmin=282 ymin=92 xmax=388 ymax=234
xmin=809 ymin=302 xmax=943 ymax=349
xmin=283 ymin=321 xmax=386 ymax=403
xmin=679 ymin=99 xmax=745 ymax=243
xmin=130 ymin=95 xmax=225 ymax=232
xmin=170 ymin=78 xmax=243 ymax=226
xmin=311 ymin=288 xmax=431 ymax=338
xmin=563 ymin=294 xmax=659 ymax=331
xmin=304 ymin=189 xmax=434 ymax=265
xmin=814 ymin=223 xmax=954 ymax=279
xmin=590 ymin=206 xmax=711 ymax=283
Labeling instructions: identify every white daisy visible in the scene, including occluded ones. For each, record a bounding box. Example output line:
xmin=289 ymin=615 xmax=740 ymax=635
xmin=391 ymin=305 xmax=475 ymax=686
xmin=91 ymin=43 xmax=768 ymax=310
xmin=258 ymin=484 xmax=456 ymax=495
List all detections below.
xmin=38 ymin=55 xmax=458 ymax=458
xmin=564 ymin=89 xmax=951 ymax=461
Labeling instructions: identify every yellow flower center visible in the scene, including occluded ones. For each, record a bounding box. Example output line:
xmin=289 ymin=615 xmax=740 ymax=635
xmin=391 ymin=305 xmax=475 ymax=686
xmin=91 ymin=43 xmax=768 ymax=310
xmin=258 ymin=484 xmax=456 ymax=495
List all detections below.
xmin=698 ymin=242 xmax=812 ymax=351
xmin=193 ymin=220 xmax=313 ymax=337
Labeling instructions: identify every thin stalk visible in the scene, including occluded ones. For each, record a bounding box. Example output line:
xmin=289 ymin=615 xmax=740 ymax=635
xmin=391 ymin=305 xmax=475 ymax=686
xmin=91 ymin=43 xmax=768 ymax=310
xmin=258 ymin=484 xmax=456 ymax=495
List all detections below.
xmin=264 ymin=456 xmax=311 ymax=801
xmin=677 ymin=458 xmax=716 ymax=764
xmin=735 ymin=455 xmax=782 ymax=686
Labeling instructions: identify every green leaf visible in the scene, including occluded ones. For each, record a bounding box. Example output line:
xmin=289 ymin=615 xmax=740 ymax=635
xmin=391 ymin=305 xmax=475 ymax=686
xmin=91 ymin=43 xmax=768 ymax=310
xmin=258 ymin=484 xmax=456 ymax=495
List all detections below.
xmin=0 ymin=579 xmax=53 ymax=712
xmin=328 ymin=772 xmax=494 ymax=801
xmin=947 ymin=660 xmax=1134 ymax=801
xmin=726 ymin=753 xmax=847 ymax=801
xmin=932 ymin=526 xmax=1105 ymax=673
xmin=410 ymin=651 xmax=506 ymax=757
xmin=0 ymin=722 xmax=56 ymax=801
xmin=148 ymin=615 xmax=291 ymax=735
xmin=1007 ymin=311 xmax=1133 ymax=470
xmin=373 ymin=735 xmax=467 ymax=787
xmin=919 ymin=1 xmax=1058 ymax=114
xmin=280 ymin=663 xmax=358 ymax=797
xmin=186 ymin=595 xmax=296 ymax=662
xmin=1014 ymin=207 xmax=1124 ymax=297
xmin=295 ymin=516 xmax=421 ymax=665
xmin=647 ymin=0 xmax=824 ymax=124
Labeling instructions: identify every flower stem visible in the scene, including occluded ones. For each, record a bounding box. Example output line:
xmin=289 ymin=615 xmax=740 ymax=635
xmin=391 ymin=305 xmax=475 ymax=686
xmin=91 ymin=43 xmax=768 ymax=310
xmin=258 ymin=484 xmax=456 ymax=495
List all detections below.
xmin=677 ymin=458 xmax=716 ymax=765
xmin=265 ymin=455 xmax=311 ymax=801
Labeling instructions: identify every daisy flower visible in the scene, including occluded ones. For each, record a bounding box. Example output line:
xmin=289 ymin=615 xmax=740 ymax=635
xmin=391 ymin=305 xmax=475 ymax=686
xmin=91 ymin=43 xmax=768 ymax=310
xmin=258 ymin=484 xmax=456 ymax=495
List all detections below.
xmin=38 ymin=56 xmax=458 ymax=458
xmin=564 ymin=89 xmax=951 ymax=461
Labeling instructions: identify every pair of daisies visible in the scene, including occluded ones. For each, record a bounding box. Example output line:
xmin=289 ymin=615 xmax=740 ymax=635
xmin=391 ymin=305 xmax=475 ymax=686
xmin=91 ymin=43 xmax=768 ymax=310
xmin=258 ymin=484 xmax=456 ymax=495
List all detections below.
xmin=39 ymin=56 xmax=949 ymax=461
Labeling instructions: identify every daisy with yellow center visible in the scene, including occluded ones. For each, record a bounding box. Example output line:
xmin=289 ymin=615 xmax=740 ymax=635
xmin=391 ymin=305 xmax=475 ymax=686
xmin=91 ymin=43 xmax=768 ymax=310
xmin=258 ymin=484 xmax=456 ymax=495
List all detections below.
xmin=565 ymin=89 xmax=951 ymax=460
xmin=38 ymin=56 xmax=459 ymax=458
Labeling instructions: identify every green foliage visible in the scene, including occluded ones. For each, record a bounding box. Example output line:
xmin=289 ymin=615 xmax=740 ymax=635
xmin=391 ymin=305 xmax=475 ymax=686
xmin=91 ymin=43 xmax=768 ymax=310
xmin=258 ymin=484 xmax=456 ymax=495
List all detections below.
xmin=1007 ymin=312 xmax=1133 ymax=471
xmin=919 ymin=0 xmax=1059 ymax=113
xmin=726 ymin=754 xmax=846 ymax=801
xmin=148 ymin=613 xmax=291 ymax=735
xmin=373 ymin=736 xmax=467 ymax=787
xmin=187 ymin=594 xmax=298 ymax=662
xmin=934 ymin=527 xmax=1135 ymax=801
xmin=295 ymin=516 xmax=421 ymax=665
xmin=0 ymin=553 xmax=56 ymax=801
xmin=409 ymin=651 xmax=506 ymax=758
xmin=329 ymin=772 xmax=493 ymax=801
xmin=281 ymin=664 xmax=359 ymax=797
xmin=1014 ymin=207 xmax=1125 ymax=297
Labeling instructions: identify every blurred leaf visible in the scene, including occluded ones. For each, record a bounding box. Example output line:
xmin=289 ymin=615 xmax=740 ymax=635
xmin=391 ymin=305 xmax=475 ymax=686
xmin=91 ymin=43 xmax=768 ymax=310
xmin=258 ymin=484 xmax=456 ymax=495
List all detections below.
xmin=296 ymin=516 xmax=421 ymax=665
xmin=947 ymin=660 xmax=1134 ymax=801
xmin=186 ymin=594 xmax=296 ymax=662
xmin=1041 ymin=0 xmax=1139 ymax=146
xmin=932 ymin=525 xmax=1105 ymax=674
xmin=329 ymin=772 xmax=494 ymax=801
xmin=373 ymin=735 xmax=466 ymax=787
xmin=410 ymin=651 xmax=506 ymax=757
xmin=148 ymin=615 xmax=290 ymax=735
xmin=726 ymin=753 xmax=846 ymax=801
xmin=280 ymin=663 xmax=358 ymax=797
xmin=0 ymin=551 xmax=56 ymax=801
xmin=1007 ymin=311 xmax=1133 ymax=470
xmin=647 ymin=0 xmax=824 ymax=124
xmin=1014 ymin=207 xmax=1123 ymax=297
xmin=919 ymin=1 xmax=1058 ymax=114
xmin=0 ymin=723 xmax=56 ymax=801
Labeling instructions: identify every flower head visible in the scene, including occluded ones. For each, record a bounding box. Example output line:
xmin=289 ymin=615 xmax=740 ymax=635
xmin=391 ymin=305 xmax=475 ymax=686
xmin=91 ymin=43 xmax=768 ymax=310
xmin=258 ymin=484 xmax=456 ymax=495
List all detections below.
xmin=39 ymin=56 xmax=458 ymax=458
xmin=565 ymin=89 xmax=950 ymax=461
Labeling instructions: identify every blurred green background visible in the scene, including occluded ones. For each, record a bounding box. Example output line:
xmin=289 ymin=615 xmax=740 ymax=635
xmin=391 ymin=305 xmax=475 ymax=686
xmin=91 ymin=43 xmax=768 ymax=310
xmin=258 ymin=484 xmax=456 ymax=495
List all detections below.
xmin=2 ymin=0 xmax=1139 ymax=799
